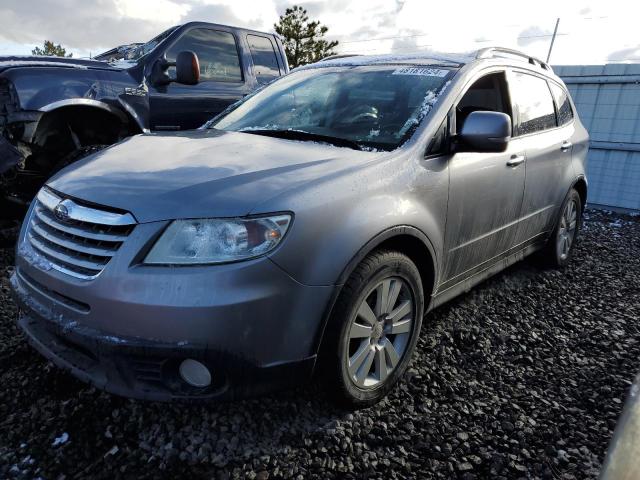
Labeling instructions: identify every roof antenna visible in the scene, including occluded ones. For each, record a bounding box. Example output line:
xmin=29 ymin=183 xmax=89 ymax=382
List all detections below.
xmin=546 ymin=18 xmax=560 ymax=63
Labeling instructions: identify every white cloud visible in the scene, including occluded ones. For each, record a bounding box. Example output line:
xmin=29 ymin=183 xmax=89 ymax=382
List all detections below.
xmin=114 ymin=0 xmax=191 ymax=23
xmin=0 ymin=0 xmax=639 ymax=64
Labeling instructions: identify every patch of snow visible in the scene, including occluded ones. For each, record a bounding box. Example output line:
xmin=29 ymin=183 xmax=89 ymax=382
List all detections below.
xmin=0 ymin=60 xmax=88 ymax=69
xmin=100 ymin=335 xmax=127 ymax=344
xmin=107 ymin=59 xmax=137 ymax=69
xmin=52 ymin=432 xmax=69 ymax=447
xmin=18 ymin=242 xmax=52 ymax=272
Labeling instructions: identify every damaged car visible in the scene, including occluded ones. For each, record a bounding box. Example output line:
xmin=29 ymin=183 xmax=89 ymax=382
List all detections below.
xmin=11 ymin=48 xmax=588 ymax=406
xmin=0 ymin=21 xmax=288 ymax=232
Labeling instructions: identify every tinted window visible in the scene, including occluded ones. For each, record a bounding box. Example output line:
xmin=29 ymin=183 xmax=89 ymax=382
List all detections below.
xmin=549 ymin=82 xmax=574 ymax=126
xmin=512 ymin=72 xmax=556 ymax=135
xmin=247 ymin=35 xmax=280 ymax=82
xmin=166 ymin=28 xmax=242 ymax=82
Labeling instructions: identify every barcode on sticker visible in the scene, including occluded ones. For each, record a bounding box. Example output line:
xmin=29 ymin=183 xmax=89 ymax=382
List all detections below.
xmin=392 ymin=67 xmax=449 ymax=77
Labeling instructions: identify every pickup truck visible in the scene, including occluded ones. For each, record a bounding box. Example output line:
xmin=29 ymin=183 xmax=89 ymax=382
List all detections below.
xmin=0 ymin=21 xmax=288 ymax=227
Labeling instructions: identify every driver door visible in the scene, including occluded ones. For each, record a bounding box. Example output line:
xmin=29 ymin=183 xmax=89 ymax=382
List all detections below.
xmin=148 ymin=27 xmax=253 ymax=130
xmin=442 ymin=70 xmax=527 ymax=285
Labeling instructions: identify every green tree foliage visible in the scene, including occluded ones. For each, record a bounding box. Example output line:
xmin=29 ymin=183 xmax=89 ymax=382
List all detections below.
xmin=274 ymin=5 xmax=338 ymax=68
xmin=32 ymin=40 xmax=72 ymax=57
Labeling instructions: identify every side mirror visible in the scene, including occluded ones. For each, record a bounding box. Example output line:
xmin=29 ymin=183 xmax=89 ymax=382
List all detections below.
xmin=459 ymin=111 xmax=511 ymax=152
xmin=175 ymin=51 xmax=200 ymax=85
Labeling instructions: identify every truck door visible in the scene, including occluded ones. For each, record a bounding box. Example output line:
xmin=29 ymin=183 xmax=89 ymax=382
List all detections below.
xmin=149 ymin=27 xmax=252 ymax=130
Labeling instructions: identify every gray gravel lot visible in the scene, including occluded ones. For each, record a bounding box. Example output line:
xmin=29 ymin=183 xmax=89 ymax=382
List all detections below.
xmin=1 ymin=209 xmax=639 ymax=479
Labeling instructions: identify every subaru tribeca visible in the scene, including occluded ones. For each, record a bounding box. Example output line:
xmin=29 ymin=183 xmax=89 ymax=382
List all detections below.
xmin=11 ymin=48 xmax=588 ymax=406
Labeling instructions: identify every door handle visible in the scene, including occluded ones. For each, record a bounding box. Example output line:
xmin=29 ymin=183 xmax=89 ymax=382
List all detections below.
xmin=561 ymin=141 xmax=573 ymax=152
xmin=506 ymin=154 xmax=526 ymax=167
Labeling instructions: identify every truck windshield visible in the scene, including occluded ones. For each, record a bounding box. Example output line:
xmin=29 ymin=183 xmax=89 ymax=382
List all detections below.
xmin=210 ymin=65 xmax=454 ymax=151
xmin=123 ymin=26 xmax=178 ymax=61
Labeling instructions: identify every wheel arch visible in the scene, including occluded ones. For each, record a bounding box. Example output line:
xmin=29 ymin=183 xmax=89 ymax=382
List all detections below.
xmin=312 ymin=225 xmax=439 ymax=357
xmin=31 ymin=103 xmax=141 ymax=151
xmin=572 ymin=175 xmax=588 ymax=212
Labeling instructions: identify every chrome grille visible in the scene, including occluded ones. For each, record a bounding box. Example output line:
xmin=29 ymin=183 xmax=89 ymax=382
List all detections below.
xmin=25 ymin=188 xmax=136 ymax=280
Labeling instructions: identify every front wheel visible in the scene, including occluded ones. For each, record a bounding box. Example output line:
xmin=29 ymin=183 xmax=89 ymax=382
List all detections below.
xmin=540 ymin=188 xmax=582 ymax=267
xmin=321 ymin=250 xmax=424 ymax=408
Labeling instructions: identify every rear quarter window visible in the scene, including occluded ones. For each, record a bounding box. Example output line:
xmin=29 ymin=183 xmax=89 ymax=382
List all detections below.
xmin=549 ymin=82 xmax=574 ymax=126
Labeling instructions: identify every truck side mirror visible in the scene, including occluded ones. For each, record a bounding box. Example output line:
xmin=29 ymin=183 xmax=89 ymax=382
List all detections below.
xmin=175 ymin=51 xmax=200 ymax=85
xmin=149 ymin=51 xmax=200 ymax=87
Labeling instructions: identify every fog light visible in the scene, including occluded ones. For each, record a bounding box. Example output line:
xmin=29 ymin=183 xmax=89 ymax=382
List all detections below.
xmin=179 ymin=359 xmax=211 ymax=387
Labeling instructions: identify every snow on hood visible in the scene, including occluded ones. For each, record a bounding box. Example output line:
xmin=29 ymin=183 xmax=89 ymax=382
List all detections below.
xmin=0 ymin=55 xmax=122 ymax=71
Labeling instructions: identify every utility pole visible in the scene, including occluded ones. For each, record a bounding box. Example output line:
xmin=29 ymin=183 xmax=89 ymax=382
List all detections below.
xmin=546 ymin=18 xmax=560 ymax=63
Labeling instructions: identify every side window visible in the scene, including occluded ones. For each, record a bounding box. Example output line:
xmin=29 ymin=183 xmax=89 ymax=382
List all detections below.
xmin=549 ymin=82 xmax=574 ymax=126
xmin=247 ymin=35 xmax=280 ymax=83
xmin=166 ymin=28 xmax=242 ymax=82
xmin=511 ymin=72 xmax=556 ymax=135
xmin=455 ymin=72 xmax=512 ymax=134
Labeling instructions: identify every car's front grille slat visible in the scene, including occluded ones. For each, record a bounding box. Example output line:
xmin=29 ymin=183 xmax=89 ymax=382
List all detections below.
xmin=28 ymin=233 xmax=108 ymax=272
xmin=25 ymin=188 xmax=136 ymax=280
xmin=34 ymin=206 xmax=129 ymax=242
xmin=30 ymin=221 xmax=118 ymax=257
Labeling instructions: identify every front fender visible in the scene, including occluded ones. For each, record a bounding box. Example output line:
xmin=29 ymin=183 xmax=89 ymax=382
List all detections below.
xmin=266 ymin=153 xmax=449 ymax=288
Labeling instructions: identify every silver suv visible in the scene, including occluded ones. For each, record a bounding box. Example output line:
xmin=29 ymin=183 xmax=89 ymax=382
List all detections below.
xmin=11 ymin=47 xmax=588 ymax=406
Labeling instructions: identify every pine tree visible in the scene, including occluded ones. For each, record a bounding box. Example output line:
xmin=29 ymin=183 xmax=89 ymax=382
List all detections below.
xmin=274 ymin=6 xmax=338 ymax=68
xmin=32 ymin=41 xmax=72 ymax=57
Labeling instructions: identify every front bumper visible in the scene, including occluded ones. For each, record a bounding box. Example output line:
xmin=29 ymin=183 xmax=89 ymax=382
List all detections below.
xmin=11 ymin=217 xmax=335 ymax=401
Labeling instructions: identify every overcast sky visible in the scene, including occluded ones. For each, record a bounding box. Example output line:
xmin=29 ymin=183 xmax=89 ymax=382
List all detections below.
xmin=0 ymin=0 xmax=638 ymax=65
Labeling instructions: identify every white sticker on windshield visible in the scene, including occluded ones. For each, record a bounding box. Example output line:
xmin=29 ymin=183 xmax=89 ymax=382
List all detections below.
xmin=392 ymin=67 xmax=449 ymax=77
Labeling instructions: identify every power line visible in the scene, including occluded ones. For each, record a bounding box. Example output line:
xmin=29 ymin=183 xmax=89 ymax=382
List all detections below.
xmin=339 ymin=33 xmax=569 ymax=55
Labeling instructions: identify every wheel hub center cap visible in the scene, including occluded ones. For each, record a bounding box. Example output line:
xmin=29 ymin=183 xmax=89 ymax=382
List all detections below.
xmin=372 ymin=321 xmax=384 ymax=341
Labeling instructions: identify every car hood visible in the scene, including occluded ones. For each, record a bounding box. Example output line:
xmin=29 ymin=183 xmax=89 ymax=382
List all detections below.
xmin=47 ymin=129 xmax=382 ymax=222
xmin=0 ymin=55 xmax=122 ymax=72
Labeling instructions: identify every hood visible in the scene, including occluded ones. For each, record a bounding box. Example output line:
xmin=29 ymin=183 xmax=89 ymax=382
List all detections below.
xmin=0 ymin=55 xmax=124 ymax=73
xmin=47 ymin=129 xmax=382 ymax=222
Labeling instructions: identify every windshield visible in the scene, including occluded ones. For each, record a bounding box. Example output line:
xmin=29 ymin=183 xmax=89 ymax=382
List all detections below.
xmin=210 ymin=65 xmax=454 ymax=151
xmin=123 ymin=26 xmax=178 ymax=61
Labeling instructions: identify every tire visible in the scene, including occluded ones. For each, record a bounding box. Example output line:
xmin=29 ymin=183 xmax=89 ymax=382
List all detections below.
xmin=539 ymin=188 xmax=582 ymax=268
xmin=320 ymin=250 xmax=424 ymax=408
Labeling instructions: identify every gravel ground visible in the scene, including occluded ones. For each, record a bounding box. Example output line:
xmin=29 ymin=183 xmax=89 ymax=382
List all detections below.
xmin=1 ymin=209 xmax=639 ymax=479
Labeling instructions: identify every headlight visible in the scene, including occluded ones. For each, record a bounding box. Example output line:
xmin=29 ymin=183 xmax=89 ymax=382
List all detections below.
xmin=144 ymin=214 xmax=292 ymax=264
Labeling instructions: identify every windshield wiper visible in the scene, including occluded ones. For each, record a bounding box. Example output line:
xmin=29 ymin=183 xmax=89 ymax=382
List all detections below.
xmin=241 ymin=129 xmax=363 ymax=151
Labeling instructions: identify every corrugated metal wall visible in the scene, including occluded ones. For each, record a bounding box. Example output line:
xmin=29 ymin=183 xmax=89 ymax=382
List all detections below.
xmin=554 ymin=64 xmax=640 ymax=210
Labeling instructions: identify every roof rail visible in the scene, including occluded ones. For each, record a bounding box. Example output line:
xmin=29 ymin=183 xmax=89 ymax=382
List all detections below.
xmin=475 ymin=47 xmax=553 ymax=72
xmin=320 ymin=54 xmax=362 ymax=62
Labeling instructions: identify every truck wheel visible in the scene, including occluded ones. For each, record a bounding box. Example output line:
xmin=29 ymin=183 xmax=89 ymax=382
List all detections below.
xmin=539 ymin=188 xmax=582 ymax=268
xmin=321 ymin=250 xmax=424 ymax=408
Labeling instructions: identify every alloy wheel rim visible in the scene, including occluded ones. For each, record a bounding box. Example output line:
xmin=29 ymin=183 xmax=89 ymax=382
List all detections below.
xmin=346 ymin=277 xmax=415 ymax=389
xmin=557 ymin=199 xmax=578 ymax=260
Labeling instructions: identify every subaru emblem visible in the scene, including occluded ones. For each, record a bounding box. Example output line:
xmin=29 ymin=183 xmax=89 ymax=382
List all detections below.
xmin=54 ymin=202 xmax=69 ymax=221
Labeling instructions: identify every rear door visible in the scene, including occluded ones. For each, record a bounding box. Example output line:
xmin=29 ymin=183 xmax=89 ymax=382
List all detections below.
xmin=149 ymin=27 xmax=252 ymax=130
xmin=509 ymin=70 xmax=576 ymax=244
